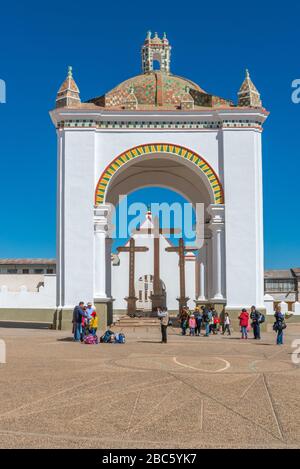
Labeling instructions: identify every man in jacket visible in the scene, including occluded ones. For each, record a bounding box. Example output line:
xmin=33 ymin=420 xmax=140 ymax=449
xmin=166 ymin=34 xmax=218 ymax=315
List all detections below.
xmin=72 ymin=301 xmax=85 ymax=341
xmin=158 ymin=307 xmax=169 ymax=344
xmin=250 ymin=305 xmax=261 ymax=340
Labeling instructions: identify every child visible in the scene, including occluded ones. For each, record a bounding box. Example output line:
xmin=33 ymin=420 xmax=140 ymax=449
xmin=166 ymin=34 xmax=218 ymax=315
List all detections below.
xmin=239 ymin=308 xmax=249 ymax=339
xmin=89 ymin=311 xmax=98 ymax=336
xmin=223 ymin=312 xmax=231 ymax=336
xmin=189 ymin=314 xmax=196 ymax=336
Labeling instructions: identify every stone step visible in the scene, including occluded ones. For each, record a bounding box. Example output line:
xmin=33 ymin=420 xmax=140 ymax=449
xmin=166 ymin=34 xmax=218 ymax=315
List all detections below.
xmin=113 ymin=316 xmax=161 ymax=328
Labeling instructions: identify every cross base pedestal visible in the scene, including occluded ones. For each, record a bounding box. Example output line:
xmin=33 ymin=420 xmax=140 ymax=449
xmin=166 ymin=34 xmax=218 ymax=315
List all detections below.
xmin=125 ymin=296 xmax=138 ymax=316
xmin=151 ymin=294 xmax=166 ymax=311
xmin=177 ymin=296 xmax=190 ymax=312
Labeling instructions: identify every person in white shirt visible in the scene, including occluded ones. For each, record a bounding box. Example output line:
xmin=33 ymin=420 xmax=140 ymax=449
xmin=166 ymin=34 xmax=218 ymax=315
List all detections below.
xmin=157 ymin=307 xmax=169 ymax=343
xmin=86 ymin=302 xmax=94 ymax=321
xmin=222 ymin=312 xmax=231 ymax=336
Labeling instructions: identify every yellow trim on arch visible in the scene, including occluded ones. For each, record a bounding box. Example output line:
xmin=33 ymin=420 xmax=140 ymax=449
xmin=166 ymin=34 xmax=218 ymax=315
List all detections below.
xmin=95 ymin=144 xmax=224 ymax=205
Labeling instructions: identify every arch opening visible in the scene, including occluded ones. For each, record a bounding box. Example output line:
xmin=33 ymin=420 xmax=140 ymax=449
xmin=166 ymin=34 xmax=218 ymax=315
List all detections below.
xmin=95 ymin=143 xmax=224 ymax=207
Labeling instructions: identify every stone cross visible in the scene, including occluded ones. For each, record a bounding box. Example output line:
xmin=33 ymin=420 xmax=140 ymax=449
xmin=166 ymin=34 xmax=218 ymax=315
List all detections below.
xmin=165 ymin=238 xmax=198 ymax=311
xmin=117 ymin=238 xmax=149 ymax=315
xmin=133 ymin=216 xmax=180 ymax=310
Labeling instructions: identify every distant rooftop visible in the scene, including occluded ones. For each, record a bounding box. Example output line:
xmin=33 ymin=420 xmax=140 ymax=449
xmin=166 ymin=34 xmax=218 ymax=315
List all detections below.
xmin=0 ymin=259 xmax=56 ymax=265
xmin=265 ymin=268 xmax=300 ymax=279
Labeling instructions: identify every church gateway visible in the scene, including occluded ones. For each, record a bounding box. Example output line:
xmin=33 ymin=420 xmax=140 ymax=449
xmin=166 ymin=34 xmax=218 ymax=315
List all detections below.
xmin=50 ymin=32 xmax=268 ymax=326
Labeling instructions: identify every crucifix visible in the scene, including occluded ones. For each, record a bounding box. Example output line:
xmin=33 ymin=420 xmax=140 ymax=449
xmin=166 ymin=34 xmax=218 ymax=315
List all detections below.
xmin=133 ymin=214 xmax=180 ymax=311
xmin=165 ymin=238 xmax=198 ymax=312
xmin=117 ymin=238 xmax=149 ymax=316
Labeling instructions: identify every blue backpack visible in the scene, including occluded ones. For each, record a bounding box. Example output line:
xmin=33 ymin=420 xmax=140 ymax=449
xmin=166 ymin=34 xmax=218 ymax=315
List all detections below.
xmin=116 ymin=333 xmax=126 ymax=344
xmin=101 ymin=330 xmax=114 ymax=343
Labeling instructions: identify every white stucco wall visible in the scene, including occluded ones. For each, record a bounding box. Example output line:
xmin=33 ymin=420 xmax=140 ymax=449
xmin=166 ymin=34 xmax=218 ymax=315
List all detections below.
xmin=0 ymin=275 xmax=56 ymax=308
xmin=222 ymin=128 xmax=264 ymax=309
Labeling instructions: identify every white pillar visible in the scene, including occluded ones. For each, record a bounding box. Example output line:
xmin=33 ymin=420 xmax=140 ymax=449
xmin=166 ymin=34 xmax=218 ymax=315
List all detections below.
xmin=208 ymin=205 xmax=225 ymax=301
xmin=293 ymin=301 xmax=300 ymax=315
xmin=94 ymin=205 xmax=112 ymax=300
xmin=197 ymin=261 xmax=206 ymax=301
xmin=264 ymin=294 xmax=274 ymax=315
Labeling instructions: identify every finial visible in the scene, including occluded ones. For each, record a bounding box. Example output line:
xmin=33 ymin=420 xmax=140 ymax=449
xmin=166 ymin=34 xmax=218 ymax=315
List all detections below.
xmin=246 ymin=68 xmax=250 ymax=79
xmin=147 ymin=30 xmax=151 ymax=39
xmin=163 ymin=32 xmax=167 ymax=39
xmin=154 ymin=32 xmax=158 ymax=38
xmin=68 ymin=65 xmax=73 ymax=78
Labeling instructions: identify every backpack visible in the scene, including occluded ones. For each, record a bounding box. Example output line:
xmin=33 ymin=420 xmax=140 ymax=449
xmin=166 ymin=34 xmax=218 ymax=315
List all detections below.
xmin=84 ymin=334 xmax=98 ymax=345
xmin=273 ymin=320 xmax=287 ymax=332
xmin=100 ymin=330 xmax=114 ymax=343
xmin=259 ymin=313 xmax=265 ymax=324
xmin=202 ymin=312 xmax=208 ymax=323
xmin=116 ymin=332 xmax=126 ymax=344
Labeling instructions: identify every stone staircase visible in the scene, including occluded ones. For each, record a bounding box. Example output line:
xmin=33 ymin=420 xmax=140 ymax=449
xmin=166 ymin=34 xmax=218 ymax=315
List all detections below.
xmin=112 ymin=315 xmax=161 ymax=331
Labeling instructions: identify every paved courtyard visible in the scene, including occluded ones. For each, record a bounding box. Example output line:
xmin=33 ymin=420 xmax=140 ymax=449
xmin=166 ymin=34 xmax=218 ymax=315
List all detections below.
xmin=0 ymin=324 xmax=300 ymax=448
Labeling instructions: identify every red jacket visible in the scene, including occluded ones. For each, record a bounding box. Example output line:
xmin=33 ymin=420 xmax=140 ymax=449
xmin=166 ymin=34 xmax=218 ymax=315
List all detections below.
xmin=239 ymin=311 xmax=249 ymax=327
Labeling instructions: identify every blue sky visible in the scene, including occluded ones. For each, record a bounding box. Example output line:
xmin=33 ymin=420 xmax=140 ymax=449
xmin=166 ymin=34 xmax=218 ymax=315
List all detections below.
xmin=0 ymin=0 xmax=300 ymax=268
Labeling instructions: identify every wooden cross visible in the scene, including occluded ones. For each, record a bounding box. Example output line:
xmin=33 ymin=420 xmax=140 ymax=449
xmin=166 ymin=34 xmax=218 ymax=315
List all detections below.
xmin=117 ymin=238 xmax=149 ymax=315
xmin=165 ymin=238 xmax=198 ymax=311
xmin=133 ymin=216 xmax=180 ymax=311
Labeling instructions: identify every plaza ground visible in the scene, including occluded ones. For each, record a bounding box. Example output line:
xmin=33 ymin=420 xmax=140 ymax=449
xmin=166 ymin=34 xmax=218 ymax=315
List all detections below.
xmin=0 ymin=324 xmax=300 ymax=449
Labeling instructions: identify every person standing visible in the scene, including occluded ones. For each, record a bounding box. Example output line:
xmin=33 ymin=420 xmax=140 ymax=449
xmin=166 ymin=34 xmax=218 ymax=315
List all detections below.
xmin=86 ymin=302 xmax=94 ymax=321
xmin=203 ymin=306 xmax=211 ymax=337
xmin=158 ymin=307 xmax=169 ymax=344
xmin=89 ymin=311 xmax=98 ymax=336
xmin=239 ymin=308 xmax=249 ymax=339
xmin=250 ymin=305 xmax=261 ymax=340
xmin=72 ymin=301 xmax=85 ymax=341
xmin=189 ymin=314 xmax=196 ymax=336
xmin=194 ymin=307 xmax=202 ymax=336
xmin=179 ymin=307 xmax=189 ymax=336
xmin=273 ymin=305 xmax=286 ymax=345
xmin=222 ymin=312 xmax=231 ymax=336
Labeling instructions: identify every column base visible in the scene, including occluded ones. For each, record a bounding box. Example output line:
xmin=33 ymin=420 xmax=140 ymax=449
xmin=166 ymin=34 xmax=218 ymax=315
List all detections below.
xmin=94 ymin=299 xmax=114 ymax=330
xmin=125 ymin=296 xmax=138 ymax=316
xmin=151 ymin=294 xmax=166 ymax=311
xmin=177 ymin=297 xmax=189 ymax=312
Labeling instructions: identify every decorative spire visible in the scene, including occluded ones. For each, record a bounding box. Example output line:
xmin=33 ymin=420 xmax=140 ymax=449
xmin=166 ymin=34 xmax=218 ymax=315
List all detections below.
xmin=56 ymin=65 xmax=81 ymax=109
xmin=180 ymin=86 xmax=194 ymax=110
xmin=123 ymin=83 xmax=138 ymax=110
xmin=238 ymin=68 xmax=262 ymax=108
xmin=141 ymin=32 xmax=171 ymax=74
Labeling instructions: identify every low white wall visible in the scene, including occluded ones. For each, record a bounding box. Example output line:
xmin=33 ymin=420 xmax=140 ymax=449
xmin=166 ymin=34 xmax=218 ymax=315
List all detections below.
xmin=0 ymin=275 xmax=56 ymax=308
xmin=0 ymin=274 xmax=45 ymax=292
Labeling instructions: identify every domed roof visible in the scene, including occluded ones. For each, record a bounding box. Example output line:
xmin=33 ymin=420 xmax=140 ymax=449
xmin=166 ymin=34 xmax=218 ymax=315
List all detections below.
xmin=88 ymin=71 xmax=233 ymax=110
xmin=107 ymin=71 xmax=206 ymax=107
xmin=85 ymin=33 xmax=234 ymax=111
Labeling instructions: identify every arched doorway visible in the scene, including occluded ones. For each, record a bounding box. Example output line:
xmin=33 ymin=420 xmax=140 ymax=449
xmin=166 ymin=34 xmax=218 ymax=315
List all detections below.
xmin=94 ymin=143 xmax=226 ymax=316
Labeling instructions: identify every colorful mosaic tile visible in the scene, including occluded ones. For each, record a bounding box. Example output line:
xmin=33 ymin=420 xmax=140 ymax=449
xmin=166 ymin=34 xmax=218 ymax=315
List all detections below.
xmin=95 ymin=144 xmax=224 ymax=206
